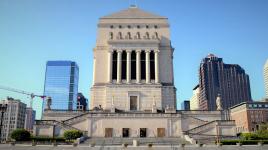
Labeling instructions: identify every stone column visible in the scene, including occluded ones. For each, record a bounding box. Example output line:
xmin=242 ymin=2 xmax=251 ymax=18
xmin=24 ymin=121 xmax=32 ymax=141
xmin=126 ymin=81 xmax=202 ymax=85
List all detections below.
xmin=145 ymin=50 xmax=151 ymax=84
xmin=136 ymin=50 xmax=141 ymax=83
xmin=117 ymin=50 xmax=122 ymax=83
xmin=154 ymin=50 xmax=160 ymax=84
xmin=126 ymin=50 xmax=131 ymax=83
xmin=107 ymin=50 xmax=113 ymax=83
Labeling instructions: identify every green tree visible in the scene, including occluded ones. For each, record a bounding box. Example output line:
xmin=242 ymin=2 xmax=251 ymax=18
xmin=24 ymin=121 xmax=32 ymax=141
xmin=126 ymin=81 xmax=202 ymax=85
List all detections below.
xmin=63 ymin=130 xmax=83 ymax=141
xmin=10 ymin=129 xmax=31 ymax=141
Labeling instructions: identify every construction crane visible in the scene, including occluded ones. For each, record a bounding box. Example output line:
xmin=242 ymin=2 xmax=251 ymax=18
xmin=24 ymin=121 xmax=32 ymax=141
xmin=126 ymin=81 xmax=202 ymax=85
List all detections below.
xmin=0 ymin=85 xmax=46 ymax=108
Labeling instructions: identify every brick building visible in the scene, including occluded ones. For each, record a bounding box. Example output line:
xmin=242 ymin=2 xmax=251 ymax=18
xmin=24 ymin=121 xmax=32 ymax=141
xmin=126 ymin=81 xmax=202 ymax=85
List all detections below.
xmin=230 ymin=100 xmax=268 ymax=133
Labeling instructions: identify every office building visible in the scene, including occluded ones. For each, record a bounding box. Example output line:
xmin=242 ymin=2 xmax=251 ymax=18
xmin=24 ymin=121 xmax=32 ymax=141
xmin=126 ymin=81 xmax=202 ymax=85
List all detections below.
xmin=24 ymin=107 xmax=36 ymax=132
xmin=43 ymin=61 xmax=79 ymax=111
xmin=0 ymin=97 xmax=26 ymax=141
xmin=264 ymin=59 xmax=268 ymax=98
xmin=77 ymin=93 xmax=88 ymax=111
xmin=181 ymin=100 xmax=190 ymax=110
xmin=199 ymin=54 xmax=252 ymax=110
xmin=190 ymin=85 xmax=200 ymax=110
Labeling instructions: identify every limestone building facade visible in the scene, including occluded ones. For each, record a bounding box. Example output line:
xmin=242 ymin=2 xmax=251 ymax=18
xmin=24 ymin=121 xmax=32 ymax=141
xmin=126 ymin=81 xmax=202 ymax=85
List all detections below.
xmin=90 ymin=5 xmax=176 ymax=111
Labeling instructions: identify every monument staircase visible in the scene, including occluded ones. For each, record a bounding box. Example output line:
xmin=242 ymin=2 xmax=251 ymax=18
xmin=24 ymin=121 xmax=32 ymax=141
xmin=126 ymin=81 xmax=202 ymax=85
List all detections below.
xmin=183 ymin=120 xmax=236 ymax=143
xmin=36 ymin=120 xmax=81 ymax=131
xmin=62 ymin=112 xmax=90 ymax=125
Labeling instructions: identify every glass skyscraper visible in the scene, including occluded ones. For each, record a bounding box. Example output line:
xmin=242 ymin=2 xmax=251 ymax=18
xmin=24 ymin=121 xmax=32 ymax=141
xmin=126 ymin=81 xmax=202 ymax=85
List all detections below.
xmin=43 ymin=61 xmax=79 ymax=110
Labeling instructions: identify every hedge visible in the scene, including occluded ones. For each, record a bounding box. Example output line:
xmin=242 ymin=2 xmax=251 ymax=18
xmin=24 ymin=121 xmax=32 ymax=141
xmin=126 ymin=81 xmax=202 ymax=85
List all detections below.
xmin=221 ymin=140 xmax=268 ymax=145
xmin=31 ymin=137 xmax=65 ymax=142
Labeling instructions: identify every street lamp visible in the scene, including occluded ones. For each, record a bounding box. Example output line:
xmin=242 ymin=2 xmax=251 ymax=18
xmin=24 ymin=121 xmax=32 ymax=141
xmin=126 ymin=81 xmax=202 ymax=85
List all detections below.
xmin=0 ymin=104 xmax=8 ymax=142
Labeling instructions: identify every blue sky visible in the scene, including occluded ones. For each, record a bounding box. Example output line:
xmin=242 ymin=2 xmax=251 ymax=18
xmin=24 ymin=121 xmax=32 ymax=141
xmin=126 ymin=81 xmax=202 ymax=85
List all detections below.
xmin=0 ymin=0 xmax=268 ymax=119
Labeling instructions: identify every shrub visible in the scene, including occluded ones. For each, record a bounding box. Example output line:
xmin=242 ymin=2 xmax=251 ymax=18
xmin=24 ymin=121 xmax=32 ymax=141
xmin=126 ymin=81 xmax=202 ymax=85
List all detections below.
xmin=63 ymin=130 xmax=83 ymax=141
xmin=10 ymin=129 xmax=31 ymax=141
xmin=221 ymin=140 xmax=268 ymax=145
xmin=31 ymin=136 xmax=65 ymax=142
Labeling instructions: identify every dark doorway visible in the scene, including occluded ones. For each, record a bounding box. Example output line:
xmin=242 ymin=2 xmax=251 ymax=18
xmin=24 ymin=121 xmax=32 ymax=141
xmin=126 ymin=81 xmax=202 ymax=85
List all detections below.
xmin=140 ymin=128 xmax=147 ymax=138
xmin=122 ymin=128 xmax=129 ymax=137
xmin=130 ymin=96 xmax=137 ymax=111
xmin=157 ymin=128 xmax=165 ymax=137
xmin=105 ymin=128 xmax=113 ymax=137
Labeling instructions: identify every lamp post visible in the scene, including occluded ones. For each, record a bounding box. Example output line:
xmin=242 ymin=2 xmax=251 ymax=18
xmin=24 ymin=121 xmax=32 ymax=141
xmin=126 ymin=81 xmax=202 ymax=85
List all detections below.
xmin=0 ymin=104 xmax=7 ymax=142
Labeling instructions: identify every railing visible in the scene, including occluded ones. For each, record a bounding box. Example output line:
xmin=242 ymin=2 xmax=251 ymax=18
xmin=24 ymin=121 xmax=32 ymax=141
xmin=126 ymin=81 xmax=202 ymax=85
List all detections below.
xmin=35 ymin=120 xmax=83 ymax=132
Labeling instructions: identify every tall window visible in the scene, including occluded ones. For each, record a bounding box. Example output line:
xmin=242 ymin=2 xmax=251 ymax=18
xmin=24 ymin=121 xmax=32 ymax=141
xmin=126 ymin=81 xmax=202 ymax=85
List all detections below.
xmin=122 ymin=51 xmax=127 ymax=80
xmin=150 ymin=51 xmax=155 ymax=80
xmin=141 ymin=51 xmax=146 ymax=80
xmin=112 ymin=51 xmax=117 ymax=80
xmin=131 ymin=51 xmax=136 ymax=80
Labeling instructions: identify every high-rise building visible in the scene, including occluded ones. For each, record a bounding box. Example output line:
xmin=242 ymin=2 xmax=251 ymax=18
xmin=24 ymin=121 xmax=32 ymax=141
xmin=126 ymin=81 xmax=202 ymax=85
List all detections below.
xmin=181 ymin=100 xmax=190 ymax=110
xmin=199 ymin=54 xmax=252 ymax=110
xmin=264 ymin=59 xmax=268 ymax=98
xmin=77 ymin=93 xmax=88 ymax=111
xmin=24 ymin=107 xmax=36 ymax=132
xmin=0 ymin=97 xmax=26 ymax=141
xmin=190 ymin=85 xmax=200 ymax=110
xmin=43 ymin=61 xmax=79 ymax=110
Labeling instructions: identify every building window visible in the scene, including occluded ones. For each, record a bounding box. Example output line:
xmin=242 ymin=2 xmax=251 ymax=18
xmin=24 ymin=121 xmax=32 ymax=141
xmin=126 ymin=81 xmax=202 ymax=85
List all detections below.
xmin=154 ymin=25 xmax=158 ymax=29
xmin=119 ymin=25 xmax=122 ymax=29
xmin=131 ymin=51 xmax=136 ymax=80
xmin=122 ymin=51 xmax=127 ymax=80
xmin=150 ymin=51 xmax=155 ymax=80
xmin=140 ymin=51 xmax=146 ymax=80
xmin=140 ymin=128 xmax=147 ymax=138
xmin=128 ymin=25 xmax=131 ymax=29
xmin=137 ymin=25 xmax=140 ymax=29
xmin=112 ymin=51 xmax=117 ymax=80
xmin=110 ymin=25 xmax=114 ymax=29
xmin=146 ymin=25 xmax=149 ymax=29
xmin=122 ymin=128 xmax=129 ymax=137
xmin=130 ymin=96 xmax=138 ymax=111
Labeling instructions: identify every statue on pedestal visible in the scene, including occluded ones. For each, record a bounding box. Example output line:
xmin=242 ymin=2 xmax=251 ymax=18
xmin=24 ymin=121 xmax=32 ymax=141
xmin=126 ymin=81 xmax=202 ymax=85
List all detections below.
xmin=216 ymin=94 xmax=223 ymax=111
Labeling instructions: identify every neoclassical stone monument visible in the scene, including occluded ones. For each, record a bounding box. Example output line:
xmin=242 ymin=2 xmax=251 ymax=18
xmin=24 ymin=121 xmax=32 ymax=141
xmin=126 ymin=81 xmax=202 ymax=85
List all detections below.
xmin=90 ymin=5 xmax=176 ymax=111
xmin=34 ymin=6 xmax=236 ymax=143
